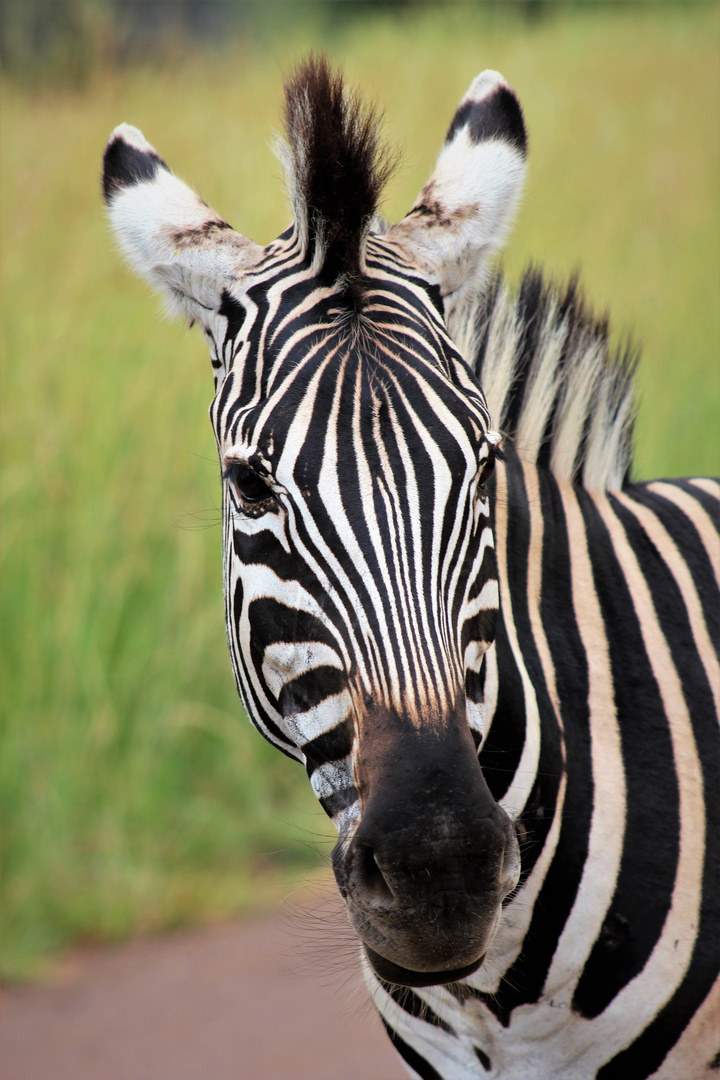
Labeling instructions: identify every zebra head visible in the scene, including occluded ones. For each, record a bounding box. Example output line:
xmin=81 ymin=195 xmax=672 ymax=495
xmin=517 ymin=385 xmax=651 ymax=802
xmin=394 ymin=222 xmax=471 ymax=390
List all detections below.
xmin=103 ymin=57 xmax=526 ymax=988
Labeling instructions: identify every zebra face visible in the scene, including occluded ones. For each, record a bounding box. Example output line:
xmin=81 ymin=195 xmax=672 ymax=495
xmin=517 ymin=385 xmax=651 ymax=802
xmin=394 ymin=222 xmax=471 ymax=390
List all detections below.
xmin=214 ymin=264 xmax=520 ymax=986
xmin=211 ymin=258 xmax=501 ymax=755
xmin=103 ymin=57 xmax=526 ymax=987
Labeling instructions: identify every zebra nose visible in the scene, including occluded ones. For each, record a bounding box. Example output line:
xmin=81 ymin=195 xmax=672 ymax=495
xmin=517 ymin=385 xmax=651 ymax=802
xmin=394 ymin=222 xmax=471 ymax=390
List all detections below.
xmin=343 ymin=804 xmax=509 ymax=912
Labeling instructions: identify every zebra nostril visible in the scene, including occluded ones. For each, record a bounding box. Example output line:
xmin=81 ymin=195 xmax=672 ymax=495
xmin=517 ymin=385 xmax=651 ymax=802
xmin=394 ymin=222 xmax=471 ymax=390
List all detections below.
xmin=357 ymin=844 xmax=394 ymax=904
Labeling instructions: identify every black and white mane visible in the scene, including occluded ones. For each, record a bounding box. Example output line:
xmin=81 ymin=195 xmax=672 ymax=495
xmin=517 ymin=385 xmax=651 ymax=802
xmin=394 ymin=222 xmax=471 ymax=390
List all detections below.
xmin=467 ymin=269 xmax=637 ymax=491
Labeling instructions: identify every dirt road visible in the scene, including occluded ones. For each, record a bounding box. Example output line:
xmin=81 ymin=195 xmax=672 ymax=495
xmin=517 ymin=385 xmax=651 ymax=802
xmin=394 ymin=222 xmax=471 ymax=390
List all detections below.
xmin=1 ymin=885 xmax=404 ymax=1080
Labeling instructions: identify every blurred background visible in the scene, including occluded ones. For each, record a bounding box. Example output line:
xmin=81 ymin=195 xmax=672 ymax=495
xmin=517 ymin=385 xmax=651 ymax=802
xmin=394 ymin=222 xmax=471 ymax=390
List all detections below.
xmin=1 ymin=0 xmax=718 ymax=984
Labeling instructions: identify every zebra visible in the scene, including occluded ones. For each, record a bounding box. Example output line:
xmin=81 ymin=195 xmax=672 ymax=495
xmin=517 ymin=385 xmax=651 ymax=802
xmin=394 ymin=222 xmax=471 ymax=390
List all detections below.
xmin=102 ymin=56 xmax=719 ymax=1079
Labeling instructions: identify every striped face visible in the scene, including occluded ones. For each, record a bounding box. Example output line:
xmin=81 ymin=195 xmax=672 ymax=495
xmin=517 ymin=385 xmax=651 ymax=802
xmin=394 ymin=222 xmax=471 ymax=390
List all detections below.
xmin=211 ymin=232 xmax=501 ymax=831
xmin=103 ymin=56 xmax=527 ymax=986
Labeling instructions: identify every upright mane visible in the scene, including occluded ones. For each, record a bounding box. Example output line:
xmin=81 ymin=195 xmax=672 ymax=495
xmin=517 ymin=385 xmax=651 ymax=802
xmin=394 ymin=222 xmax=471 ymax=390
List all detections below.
xmin=460 ymin=268 xmax=638 ymax=492
xmin=279 ymin=55 xmax=395 ymax=302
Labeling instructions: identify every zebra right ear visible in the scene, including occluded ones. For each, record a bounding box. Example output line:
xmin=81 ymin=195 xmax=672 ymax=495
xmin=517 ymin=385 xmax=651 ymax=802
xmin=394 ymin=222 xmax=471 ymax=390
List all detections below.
xmin=102 ymin=124 xmax=262 ymax=325
xmin=387 ymin=72 xmax=526 ymax=309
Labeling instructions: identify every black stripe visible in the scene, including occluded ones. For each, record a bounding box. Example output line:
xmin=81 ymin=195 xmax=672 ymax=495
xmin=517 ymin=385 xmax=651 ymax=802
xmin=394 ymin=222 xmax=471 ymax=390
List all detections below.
xmin=218 ymin=290 xmax=247 ymax=350
xmin=246 ymin=599 xmax=339 ymax=664
xmin=478 ymin=621 xmax=525 ymax=804
xmin=318 ymin=784 xmax=358 ymax=818
xmin=302 ymin=719 xmax=354 ymax=769
xmin=478 ymin=466 xmax=529 ymax=803
xmin=379 ymin=981 xmax=455 ymax=1035
xmin=229 ymin=579 xmax=297 ymax=757
xmin=475 ymin=1046 xmax=492 ymax=1071
xmin=498 ymin=269 xmax=546 ymax=437
xmin=278 ymin=667 xmax=345 ymax=718
xmin=381 ymin=1020 xmax=444 ymax=1080
xmin=213 ymin=368 xmax=236 ymax=428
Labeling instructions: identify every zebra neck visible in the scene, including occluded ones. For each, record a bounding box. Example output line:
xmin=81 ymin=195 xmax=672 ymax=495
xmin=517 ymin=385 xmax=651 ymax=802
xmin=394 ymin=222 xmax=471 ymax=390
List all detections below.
xmin=471 ymin=447 xmax=597 ymax=1001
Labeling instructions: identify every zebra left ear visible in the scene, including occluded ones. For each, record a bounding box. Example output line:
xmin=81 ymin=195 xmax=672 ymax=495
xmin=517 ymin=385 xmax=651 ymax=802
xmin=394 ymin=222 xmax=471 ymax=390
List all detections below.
xmin=103 ymin=124 xmax=262 ymax=325
xmin=387 ymin=71 xmax=526 ymax=306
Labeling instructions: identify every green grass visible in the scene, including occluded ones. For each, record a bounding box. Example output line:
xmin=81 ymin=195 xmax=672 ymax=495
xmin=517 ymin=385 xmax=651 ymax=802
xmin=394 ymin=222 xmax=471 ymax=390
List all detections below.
xmin=2 ymin=4 xmax=718 ymax=981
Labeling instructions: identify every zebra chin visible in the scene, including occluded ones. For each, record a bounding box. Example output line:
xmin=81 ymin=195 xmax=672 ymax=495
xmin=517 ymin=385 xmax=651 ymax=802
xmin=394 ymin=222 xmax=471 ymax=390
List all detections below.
xmin=363 ymin=944 xmax=490 ymax=989
xmin=330 ymin=707 xmax=520 ymax=988
xmin=351 ymin=891 xmax=510 ymax=989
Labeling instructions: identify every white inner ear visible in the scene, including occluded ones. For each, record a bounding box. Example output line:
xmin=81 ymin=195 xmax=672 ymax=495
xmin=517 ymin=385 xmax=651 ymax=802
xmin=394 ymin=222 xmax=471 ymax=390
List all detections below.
xmin=432 ymin=132 xmax=525 ymax=253
xmin=386 ymin=73 xmax=526 ymax=307
xmin=110 ymin=182 xmax=261 ymax=319
xmin=105 ymin=128 xmax=262 ymax=326
xmin=388 ymin=133 xmax=525 ymax=303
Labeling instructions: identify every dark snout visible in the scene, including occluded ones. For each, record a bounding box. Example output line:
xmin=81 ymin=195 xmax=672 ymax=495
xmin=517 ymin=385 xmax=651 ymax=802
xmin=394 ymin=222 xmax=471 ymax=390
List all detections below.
xmin=332 ymin=707 xmax=519 ymax=987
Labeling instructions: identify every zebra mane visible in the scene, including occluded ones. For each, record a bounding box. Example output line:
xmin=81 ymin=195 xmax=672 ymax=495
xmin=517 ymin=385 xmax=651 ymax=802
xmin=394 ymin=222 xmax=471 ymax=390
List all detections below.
xmin=457 ymin=267 xmax=638 ymax=492
xmin=278 ymin=55 xmax=395 ymax=305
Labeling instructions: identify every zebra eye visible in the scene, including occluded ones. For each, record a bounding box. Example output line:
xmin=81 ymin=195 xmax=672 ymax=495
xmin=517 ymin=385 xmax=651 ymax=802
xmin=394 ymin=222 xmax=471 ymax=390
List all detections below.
xmin=478 ymin=456 xmax=495 ymax=489
xmin=224 ymin=463 xmax=273 ymax=504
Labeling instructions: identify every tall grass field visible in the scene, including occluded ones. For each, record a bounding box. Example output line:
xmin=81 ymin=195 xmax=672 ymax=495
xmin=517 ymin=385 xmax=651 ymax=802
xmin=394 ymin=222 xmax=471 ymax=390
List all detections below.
xmin=2 ymin=5 xmax=718 ymax=980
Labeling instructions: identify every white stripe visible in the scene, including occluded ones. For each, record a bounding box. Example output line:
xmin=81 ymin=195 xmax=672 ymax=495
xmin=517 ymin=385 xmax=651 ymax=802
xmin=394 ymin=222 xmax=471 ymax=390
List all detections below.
xmin=286 ymin=691 xmax=353 ymax=746
xmin=463 ymin=578 xmax=499 ymax=619
xmin=309 ymin=755 xmax=355 ymax=800
xmin=261 ymin=640 xmax=343 ymax=701
xmin=480 ymin=640 xmax=499 ymax=745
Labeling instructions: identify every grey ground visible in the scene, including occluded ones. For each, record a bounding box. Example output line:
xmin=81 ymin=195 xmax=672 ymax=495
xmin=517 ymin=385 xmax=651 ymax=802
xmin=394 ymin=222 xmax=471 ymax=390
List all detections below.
xmin=1 ymin=881 xmax=404 ymax=1080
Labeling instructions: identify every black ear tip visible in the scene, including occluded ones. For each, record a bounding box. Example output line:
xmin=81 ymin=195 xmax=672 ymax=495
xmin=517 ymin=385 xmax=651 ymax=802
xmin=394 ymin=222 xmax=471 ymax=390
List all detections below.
xmin=102 ymin=124 xmax=167 ymax=204
xmin=490 ymin=85 xmax=527 ymax=157
xmin=446 ymin=73 xmax=527 ymax=158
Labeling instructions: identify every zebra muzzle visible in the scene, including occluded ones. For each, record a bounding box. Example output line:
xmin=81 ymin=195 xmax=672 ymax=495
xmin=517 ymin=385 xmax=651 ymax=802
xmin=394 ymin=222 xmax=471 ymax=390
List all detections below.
xmin=332 ymin=709 xmax=519 ymax=987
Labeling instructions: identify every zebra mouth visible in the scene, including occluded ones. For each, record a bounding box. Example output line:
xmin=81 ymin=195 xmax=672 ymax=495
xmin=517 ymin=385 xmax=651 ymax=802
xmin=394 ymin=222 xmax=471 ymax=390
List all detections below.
xmin=364 ymin=945 xmax=485 ymax=988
